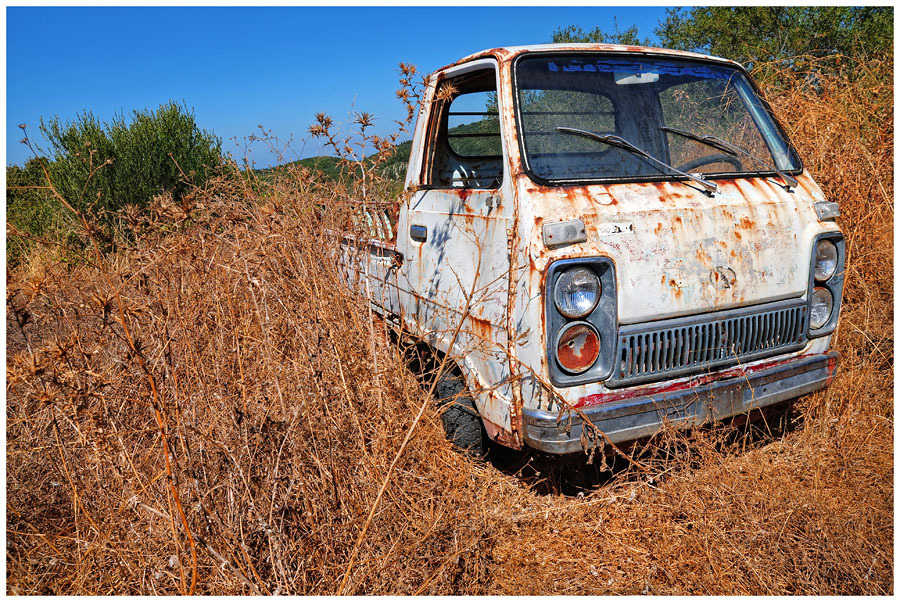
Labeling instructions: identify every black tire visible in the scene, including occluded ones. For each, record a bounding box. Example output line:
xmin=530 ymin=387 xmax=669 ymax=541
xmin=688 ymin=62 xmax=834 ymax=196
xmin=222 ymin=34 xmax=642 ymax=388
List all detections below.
xmin=757 ymin=398 xmax=800 ymax=435
xmin=434 ymin=370 xmax=487 ymax=456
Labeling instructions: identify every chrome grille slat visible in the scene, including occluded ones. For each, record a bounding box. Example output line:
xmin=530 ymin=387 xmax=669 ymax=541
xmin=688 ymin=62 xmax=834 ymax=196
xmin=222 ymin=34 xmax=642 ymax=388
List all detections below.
xmin=608 ymin=300 xmax=809 ymax=388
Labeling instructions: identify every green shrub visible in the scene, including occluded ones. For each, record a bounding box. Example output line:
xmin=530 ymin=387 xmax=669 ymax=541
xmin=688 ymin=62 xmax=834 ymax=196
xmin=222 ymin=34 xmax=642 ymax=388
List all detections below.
xmin=7 ymin=102 xmax=223 ymax=267
xmin=6 ymin=158 xmax=72 ymax=266
xmin=39 ymin=101 xmax=222 ymax=214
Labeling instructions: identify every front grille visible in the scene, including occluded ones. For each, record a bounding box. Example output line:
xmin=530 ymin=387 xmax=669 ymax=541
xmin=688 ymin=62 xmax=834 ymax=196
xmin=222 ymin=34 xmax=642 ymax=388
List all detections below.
xmin=607 ymin=299 xmax=808 ymax=387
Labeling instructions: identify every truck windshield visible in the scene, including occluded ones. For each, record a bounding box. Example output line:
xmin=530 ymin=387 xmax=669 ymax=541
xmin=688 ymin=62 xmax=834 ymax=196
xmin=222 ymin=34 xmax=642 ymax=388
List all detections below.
xmin=514 ymin=54 xmax=801 ymax=184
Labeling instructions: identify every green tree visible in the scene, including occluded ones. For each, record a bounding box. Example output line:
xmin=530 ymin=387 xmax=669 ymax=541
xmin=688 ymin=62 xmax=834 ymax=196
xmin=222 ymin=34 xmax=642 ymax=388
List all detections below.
xmin=656 ymin=6 xmax=893 ymax=69
xmin=551 ymin=18 xmax=651 ymax=46
xmin=39 ymin=101 xmax=222 ymax=214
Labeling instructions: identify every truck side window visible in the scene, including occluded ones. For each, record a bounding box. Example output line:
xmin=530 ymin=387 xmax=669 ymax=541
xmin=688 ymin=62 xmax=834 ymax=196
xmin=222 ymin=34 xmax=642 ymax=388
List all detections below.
xmin=425 ymin=69 xmax=503 ymax=189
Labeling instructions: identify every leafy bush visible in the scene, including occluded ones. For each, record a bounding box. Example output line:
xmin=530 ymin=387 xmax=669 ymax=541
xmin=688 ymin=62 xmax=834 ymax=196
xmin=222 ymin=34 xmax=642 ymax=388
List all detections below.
xmin=7 ymin=102 xmax=223 ymax=266
xmin=5 ymin=158 xmax=73 ymax=265
xmin=39 ymin=101 xmax=222 ymax=214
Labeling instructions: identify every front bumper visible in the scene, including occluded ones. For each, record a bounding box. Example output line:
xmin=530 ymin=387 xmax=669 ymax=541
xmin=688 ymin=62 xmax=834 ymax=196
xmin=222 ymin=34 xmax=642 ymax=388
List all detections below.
xmin=522 ymin=351 xmax=839 ymax=455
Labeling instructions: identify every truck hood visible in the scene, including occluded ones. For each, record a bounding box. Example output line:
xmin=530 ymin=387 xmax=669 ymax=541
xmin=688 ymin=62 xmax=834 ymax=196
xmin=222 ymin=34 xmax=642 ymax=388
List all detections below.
xmin=526 ymin=176 xmax=826 ymax=325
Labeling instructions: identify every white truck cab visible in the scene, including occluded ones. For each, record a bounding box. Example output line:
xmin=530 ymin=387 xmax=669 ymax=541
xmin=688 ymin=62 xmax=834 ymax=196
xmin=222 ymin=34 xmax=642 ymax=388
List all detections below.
xmin=349 ymin=44 xmax=844 ymax=455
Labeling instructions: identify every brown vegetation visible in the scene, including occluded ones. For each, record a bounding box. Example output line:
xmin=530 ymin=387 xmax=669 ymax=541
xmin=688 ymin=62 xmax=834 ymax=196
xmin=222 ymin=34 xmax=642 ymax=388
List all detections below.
xmin=6 ymin=58 xmax=892 ymax=594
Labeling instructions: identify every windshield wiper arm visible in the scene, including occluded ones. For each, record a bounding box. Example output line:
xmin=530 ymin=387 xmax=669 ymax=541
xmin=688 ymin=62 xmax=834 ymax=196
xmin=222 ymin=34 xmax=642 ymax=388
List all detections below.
xmin=556 ymin=126 xmax=717 ymax=194
xmin=660 ymin=125 xmax=799 ymax=191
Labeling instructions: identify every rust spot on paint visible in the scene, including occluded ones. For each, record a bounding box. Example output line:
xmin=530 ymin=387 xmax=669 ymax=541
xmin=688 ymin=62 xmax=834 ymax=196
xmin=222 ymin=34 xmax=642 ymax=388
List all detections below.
xmin=481 ymin=411 xmax=521 ymax=448
xmin=469 ymin=316 xmax=492 ymax=340
xmin=561 ymin=186 xmax=582 ymax=206
xmin=673 ymin=216 xmax=683 ymax=226
xmin=669 ymin=279 xmax=682 ymax=299
xmin=734 ymin=231 xmax=742 ymax=240
xmin=738 ymin=217 xmax=754 ymax=229
xmin=654 ymin=222 xmax=663 ymax=235
xmin=484 ymin=417 xmax=522 ymax=449
xmin=696 ymin=246 xmax=711 ymax=263
xmin=717 ymin=241 xmax=727 ymax=249
xmin=730 ymin=250 xmax=737 ymax=257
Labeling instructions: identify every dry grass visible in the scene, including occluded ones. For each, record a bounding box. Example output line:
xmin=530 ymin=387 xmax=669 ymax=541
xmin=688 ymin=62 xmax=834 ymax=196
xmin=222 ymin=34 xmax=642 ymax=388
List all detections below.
xmin=6 ymin=57 xmax=893 ymax=594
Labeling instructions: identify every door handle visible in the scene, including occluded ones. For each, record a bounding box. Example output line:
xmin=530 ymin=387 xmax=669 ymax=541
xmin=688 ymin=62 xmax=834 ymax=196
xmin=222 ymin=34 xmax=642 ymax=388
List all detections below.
xmin=410 ymin=225 xmax=427 ymax=243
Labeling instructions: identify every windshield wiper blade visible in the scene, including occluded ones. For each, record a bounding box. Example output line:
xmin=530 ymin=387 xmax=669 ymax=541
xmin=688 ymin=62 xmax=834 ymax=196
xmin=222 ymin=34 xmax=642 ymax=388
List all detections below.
xmin=556 ymin=126 xmax=717 ymax=194
xmin=660 ymin=125 xmax=799 ymax=191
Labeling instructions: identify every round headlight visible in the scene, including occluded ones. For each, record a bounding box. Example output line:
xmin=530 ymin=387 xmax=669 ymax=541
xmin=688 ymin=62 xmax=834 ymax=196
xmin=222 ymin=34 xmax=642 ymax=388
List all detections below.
xmin=554 ymin=267 xmax=601 ymax=319
xmin=814 ymin=239 xmax=838 ymax=282
xmin=555 ymin=322 xmax=601 ymax=374
xmin=809 ymin=287 xmax=834 ymax=330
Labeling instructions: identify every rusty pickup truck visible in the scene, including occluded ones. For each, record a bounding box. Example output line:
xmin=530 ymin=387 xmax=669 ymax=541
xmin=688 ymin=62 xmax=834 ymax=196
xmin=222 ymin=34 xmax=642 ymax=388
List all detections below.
xmin=344 ymin=44 xmax=844 ymax=456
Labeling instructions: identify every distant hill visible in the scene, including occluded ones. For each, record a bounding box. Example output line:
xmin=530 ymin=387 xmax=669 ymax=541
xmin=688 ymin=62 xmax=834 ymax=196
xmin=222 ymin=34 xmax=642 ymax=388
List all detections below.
xmin=257 ymin=140 xmax=412 ymax=181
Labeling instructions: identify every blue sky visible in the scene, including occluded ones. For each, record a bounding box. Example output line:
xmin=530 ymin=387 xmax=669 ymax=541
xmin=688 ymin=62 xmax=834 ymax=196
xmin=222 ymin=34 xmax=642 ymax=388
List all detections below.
xmin=6 ymin=6 xmax=671 ymax=167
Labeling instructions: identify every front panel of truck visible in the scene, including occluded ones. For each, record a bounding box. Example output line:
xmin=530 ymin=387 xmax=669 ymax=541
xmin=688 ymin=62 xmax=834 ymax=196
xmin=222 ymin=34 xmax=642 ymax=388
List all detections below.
xmin=501 ymin=50 xmax=844 ymax=451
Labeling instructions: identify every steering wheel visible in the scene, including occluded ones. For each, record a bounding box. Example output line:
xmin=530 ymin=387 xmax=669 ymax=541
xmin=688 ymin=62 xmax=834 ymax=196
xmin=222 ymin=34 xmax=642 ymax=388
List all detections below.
xmin=675 ymin=153 xmax=743 ymax=173
xmin=451 ymin=164 xmax=476 ymax=188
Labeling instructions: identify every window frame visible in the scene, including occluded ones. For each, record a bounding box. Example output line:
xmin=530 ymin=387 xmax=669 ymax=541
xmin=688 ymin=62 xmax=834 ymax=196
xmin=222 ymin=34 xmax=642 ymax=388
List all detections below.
xmin=418 ymin=59 xmax=507 ymax=191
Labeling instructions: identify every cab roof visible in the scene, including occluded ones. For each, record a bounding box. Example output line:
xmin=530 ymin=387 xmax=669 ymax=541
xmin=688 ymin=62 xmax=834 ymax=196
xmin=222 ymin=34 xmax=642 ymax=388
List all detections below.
xmin=436 ymin=43 xmax=743 ymax=74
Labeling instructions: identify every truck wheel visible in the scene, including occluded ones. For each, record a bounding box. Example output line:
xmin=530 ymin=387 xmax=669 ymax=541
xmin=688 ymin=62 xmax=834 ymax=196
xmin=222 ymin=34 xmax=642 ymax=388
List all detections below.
xmin=435 ymin=371 xmax=487 ymax=456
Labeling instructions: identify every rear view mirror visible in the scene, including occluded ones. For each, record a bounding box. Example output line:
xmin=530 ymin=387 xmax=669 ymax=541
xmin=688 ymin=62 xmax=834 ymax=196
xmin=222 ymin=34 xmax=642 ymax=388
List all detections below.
xmin=614 ymin=71 xmax=659 ymax=85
